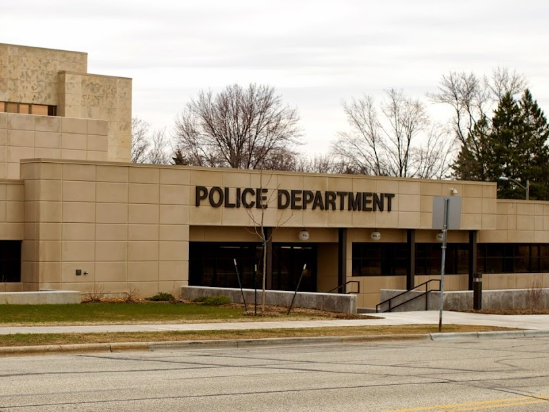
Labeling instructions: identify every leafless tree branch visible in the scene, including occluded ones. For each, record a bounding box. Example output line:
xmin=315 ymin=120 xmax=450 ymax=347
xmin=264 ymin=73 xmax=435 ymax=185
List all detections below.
xmin=332 ymin=89 xmax=449 ymax=178
xmin=173 ymin=84 xmax=302 ymax=170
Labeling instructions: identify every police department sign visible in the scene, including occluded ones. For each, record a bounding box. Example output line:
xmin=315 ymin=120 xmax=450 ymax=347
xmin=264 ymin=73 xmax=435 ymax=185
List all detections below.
xmin=195 ymin=186 xmax=395 ymax=212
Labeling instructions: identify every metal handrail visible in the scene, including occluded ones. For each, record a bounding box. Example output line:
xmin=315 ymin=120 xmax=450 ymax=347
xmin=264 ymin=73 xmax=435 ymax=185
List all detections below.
xmin=326 ymin=281 xmax=360 ymax=294
xmin=383 ymin=289 xmax=438 ymax=313
xmin=376 ymin=279 xmax=441 ymax=313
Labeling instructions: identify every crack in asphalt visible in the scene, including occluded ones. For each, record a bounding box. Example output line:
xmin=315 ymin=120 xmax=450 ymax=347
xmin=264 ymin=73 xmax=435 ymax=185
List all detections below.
xmin=3 ymin=340 xmax=549 ymax=410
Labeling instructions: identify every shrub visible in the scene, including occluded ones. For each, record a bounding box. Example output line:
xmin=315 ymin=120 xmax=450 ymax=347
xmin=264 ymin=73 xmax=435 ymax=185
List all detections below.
xmin=526 ymin=279 xmax=545 ymax=311
xmin=124 ymin=287 xmax=140 ymax=303
xmin=193 ymin=295 xmax=231 ymax=306
xmin=82 ymin=285 xmax=107 ymax=303
xmin=146 ymin=292 xmax=175 ymax=302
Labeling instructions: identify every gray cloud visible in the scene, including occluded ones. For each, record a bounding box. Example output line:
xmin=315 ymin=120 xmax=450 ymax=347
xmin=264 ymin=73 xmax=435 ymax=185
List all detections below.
xmin=3 ymin=0 xmax=549 ymax=155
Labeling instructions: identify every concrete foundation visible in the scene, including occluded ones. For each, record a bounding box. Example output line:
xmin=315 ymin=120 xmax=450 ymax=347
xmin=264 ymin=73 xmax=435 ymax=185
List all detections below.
xmin=181 ymin=286 xmax=357 ymax=314
xmin=379 ymin=288 xmax=549 ymax=312
xmin=0 ymin=291 xmax=81 ymax=305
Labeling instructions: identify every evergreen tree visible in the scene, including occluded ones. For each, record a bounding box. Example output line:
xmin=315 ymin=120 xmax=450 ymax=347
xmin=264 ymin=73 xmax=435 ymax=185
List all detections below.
xmin=452 ymin=116 xmax=491 ymax=181
xmin=517 ymin=90 xmax=549 ymax=199
xmin=489 ymin=92 xmax=524 ymax=199
xmin=452 ymin=90 xmax=549 ymax=200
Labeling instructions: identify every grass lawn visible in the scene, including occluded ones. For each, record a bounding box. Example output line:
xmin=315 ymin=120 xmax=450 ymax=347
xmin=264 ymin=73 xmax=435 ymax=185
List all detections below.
xmin=0 ymin=324 xmax=514 ymax=347
xmin=0 ymin=302 xmax=353 ymax=325
xmin=0 ymin=303 xmax=520 ymax=348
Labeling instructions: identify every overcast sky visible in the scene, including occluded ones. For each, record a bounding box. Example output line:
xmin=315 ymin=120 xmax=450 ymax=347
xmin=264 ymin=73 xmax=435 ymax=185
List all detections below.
xmin=3 ymin=0 xmax=549 ymax=155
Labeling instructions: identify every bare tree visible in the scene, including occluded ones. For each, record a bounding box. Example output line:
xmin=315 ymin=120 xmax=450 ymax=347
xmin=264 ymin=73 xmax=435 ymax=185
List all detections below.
xmin=382 ymin=89 xmax=430 ymax=177
xmin=147 ymin=129 xmax=171 ymax=165
xmin=487 ymin=67 xmax=527 ymax=101
xmin=332 ymin=95 xmax=385 ymax=175
xmin=296 ymin=154 xmax=354 ymax=174
xmin=131 ymin=117 xmax=151 ymax=163
xmin=132 ymin=117 xmax=172 ymax=165
xmin=173 ymin=84 xmax=302 ymax=170
xmin=411 ymin=126 xmax=456 ymax=179
xmin=256 ymin=147 xmax=302 ymax=171
xmin=332 ymin=89 xmax=451 ymax=178
xmin=245 ymin=171 xmax=293 ymax=313
xmin=428 ymin=68 xmax=526 ymax=165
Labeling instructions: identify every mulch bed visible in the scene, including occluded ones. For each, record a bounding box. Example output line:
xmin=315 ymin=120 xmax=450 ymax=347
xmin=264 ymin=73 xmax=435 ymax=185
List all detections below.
xmin=463 ymin=309 xmax=549 ymax=315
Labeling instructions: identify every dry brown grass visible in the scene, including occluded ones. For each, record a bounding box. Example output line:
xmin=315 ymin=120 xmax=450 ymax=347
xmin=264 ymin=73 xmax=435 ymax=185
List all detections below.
xmin=238 ymin=304 xmax=369 ymax=319
xmin=466 ymin=309 xmax=549 ymax=315
xmin=0 ymin=324 xmax=514 ymax=348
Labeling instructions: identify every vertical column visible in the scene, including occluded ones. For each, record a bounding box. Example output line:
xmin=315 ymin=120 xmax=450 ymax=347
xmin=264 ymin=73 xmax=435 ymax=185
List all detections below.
xmin=338 ymin=228 xmax=347 ymax=294
xmin=263 ymin=227 xmax=273 ymax=290
xmin=468 ymin=230 xmax=478 ymax=290
xmin=407 ymin=229 xmax=416 ymax=290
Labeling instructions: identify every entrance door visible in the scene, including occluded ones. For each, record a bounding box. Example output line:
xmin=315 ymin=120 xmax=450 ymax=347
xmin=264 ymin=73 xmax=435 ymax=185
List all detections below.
xmin=272 ymin=244 xmax=317 ymax=292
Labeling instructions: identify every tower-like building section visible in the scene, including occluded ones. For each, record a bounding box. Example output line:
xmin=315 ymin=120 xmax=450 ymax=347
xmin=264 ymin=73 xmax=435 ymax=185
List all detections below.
xmin=0 ymin=43 xmax=131 ymax=171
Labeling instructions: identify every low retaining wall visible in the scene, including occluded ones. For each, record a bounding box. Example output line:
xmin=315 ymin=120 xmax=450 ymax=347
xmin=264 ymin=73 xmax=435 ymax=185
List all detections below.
xmin=379 ymin=288 xmax=549 ymax=312
xmin=181 ymin=286 xmax=357 ymax=314
xmin=0 ymin=291 xmax=81 ymax=305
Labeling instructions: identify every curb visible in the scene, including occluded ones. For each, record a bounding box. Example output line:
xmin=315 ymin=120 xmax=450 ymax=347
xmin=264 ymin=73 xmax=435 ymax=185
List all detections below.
xmin=2 ymin=330 xmax=548 ymax=357
xmin=429 ymin=329 xmax=549 ymax=340
xmin=148 ymin=334 xmax=431 ymax=350
xmin=0 ymin=335 xmax=429 ymax=357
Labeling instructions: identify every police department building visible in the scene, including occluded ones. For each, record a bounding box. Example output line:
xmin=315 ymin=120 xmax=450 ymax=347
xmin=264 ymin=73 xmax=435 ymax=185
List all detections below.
xmin=1 ymin=43 xmax=548 ymax=309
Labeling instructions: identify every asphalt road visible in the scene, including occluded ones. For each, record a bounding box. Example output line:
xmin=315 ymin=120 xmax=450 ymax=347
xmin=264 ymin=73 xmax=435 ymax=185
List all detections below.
xmin=1 ymin=336 xmax=549 ymax=412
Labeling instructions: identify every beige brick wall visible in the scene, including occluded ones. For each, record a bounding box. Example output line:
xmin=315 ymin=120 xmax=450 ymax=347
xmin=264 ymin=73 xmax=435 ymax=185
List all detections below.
xmin=0 ymin=113 xmax=108 ymax=179
xmin=479 ymin=200 xmax=549 ymax=243
xmin=189 ymin=169 xmax=495 ymax=230
xmin=21 ymin=160 xmax=190 ymax=297
xmin=317 ymin=243 xmax=338 ymax=293
xmin=16 ymin=160 xmax=549 ymax=302
xmin=58 ymin=72 xmax=131 ymax=162
xmin=0 ymin=180 xmax=25 ymax=253
xmin=0 ymin=180 xmax=26 ymax=292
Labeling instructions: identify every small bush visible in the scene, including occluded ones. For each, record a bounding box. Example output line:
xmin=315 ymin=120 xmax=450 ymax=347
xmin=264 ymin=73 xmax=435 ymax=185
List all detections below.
xmin=146 ymin=292 xmax=175 ymax=302
xmin=82 ymin=285 xmax=107 ymax=303
xmin=193 ymin=295 xmax=232 ymax=306
xmin=124 ymin=287 xmax=140 ymax=303
xmin=526 ymin=279 xmax=545 ymax=311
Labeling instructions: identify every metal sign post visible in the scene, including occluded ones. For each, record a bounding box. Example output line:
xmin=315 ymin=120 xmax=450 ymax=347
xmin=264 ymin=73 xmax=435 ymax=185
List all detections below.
xmin=432 ymin=196 xmax=462 ymax=332
xmin=438 ymin=199 xmax=449 ymax=332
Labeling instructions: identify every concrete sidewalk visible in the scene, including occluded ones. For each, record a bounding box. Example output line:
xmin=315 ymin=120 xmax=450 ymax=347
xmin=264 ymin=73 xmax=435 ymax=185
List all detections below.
xmin=1 ymin=311 xmax=549 ymax=335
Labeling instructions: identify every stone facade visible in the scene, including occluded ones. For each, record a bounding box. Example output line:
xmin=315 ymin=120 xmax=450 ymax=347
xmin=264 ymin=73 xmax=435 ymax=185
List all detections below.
xmin=20 ymin=160 xmax=190 ymax=297
xmin=0 ymin=113 xmax=108 ymax=179
xmin=0 ymin=43 xmax=130 ymax=163
xmin=11 ymin=158 xmax=546 ymax=307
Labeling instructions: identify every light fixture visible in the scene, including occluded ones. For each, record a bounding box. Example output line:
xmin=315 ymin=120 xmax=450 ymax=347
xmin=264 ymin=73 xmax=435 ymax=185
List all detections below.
xmin=450 ymin=188 xmax=458 ymax=195
xmin=298 ymin=229 xmax=310 ymax=241
xmin=371 ymin=231 xmax=381 ymax=241
xmin=499 ymin=176 xmax=529 ymax=200
xmin=436 ymin=232 xmax=444 ymax=242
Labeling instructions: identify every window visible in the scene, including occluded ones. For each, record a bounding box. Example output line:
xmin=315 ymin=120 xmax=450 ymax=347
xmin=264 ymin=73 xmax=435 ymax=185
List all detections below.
xmin=415 ymin=243 xmax=469 ymax=275
xmin=352 ymin=243 xmax=408 ymax=276
xmin=0 ymin=241 xmax=22 ymax=283
xmin=19 ymin=104 xmax=30 ymax=114
xmin=189 ymin=242 xmax=263 ymax=289
xmin=32 ymin=105 xmax=48 ymax=115
xmin=477 ymin=244 xmax=549 ymax=274
xmin=6 ymin=102 xmax=18 ymax=113
xmin=271 ymin=244 xmax=317 ymax=292
xmin=189 ymin=242 xmax=317 ymax=292
xmin=0 ymin=101 xmax=57 ymax=116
